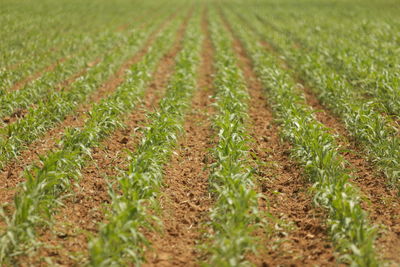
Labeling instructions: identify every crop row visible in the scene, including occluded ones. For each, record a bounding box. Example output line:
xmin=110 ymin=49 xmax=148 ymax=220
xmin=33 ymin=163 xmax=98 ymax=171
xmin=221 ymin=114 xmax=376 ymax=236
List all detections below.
xmin=1 ymin=13 xmax=108 ymax=91
xmin=254 ymin=9 xmax=400 ymax=119
xmin=0 ymin=0 xmax=164 ymax=85
xmin=0 ymin=23 xmax=144 ymax=123
xmin=204 ymin=10 xmax=260 ymax=266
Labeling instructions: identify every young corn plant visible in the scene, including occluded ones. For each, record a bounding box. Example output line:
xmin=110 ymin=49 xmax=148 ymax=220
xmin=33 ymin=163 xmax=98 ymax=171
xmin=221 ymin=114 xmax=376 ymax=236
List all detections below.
xmin=225 ymin=9 xmax=379 ymax=266
xmin=88 ymin=13 xmax=202 ymax=266
xmin=0 ymin=16 xmax=181 ymax=265
xmin=204 ymin=10 xmax=260 ymax=266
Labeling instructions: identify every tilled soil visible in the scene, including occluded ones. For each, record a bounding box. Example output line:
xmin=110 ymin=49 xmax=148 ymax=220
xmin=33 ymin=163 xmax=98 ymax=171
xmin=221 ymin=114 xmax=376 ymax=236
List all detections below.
xmin=6 ymin=15 xmax=148 ymax=94
xmin=144 ymin=10 xmax=215 ymax=266
xmin=0 ymin=58 xmax=101 ymax=128
xmin=17 ymin=12 xmax=189 ymax=267
xmin=2 ymin=5 xmax=399 ymax=267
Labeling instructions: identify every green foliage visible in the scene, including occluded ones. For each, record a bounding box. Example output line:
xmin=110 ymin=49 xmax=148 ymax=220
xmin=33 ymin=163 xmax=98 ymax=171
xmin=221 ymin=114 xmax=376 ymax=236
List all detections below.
xmin=0 ymin=18 xmax=164 ymax=170
xmin=204 ymin=10 xmax=260 ymax=266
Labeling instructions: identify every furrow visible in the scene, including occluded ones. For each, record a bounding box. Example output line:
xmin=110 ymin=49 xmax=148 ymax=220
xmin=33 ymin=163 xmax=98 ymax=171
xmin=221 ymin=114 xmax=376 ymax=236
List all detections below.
xmin=0 ymin=14 xmax=170 ymax=208
xmin=0 ymin=11 xmax=171 ymax=170
xmin=234 ymin=8 xmax=400 ymax=264
xmin=301 ymin=84 xmax=400 ymax=264
xmin=144 ymin=8 xmax=215 ymax=266
xmin=246 ymin=10 xmax=400 ymax=189
xmin=9 ymin=58 xmax=67 ymax=92
xmin=222 ymin=14 xmax=338 ymax=266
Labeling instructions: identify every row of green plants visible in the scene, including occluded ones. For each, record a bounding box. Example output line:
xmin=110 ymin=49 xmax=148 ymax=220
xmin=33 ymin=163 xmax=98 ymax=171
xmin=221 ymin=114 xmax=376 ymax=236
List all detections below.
xmin=0 ymin=11 xmax=158 ymax=123
xmin=235 ymin=0 xmax=400 ymax=50
xmin=228 ymin=0 xmax=400 ymax=122
xmin=0 ymin=0 xmax=161 ymax=86
xmin=223 ymin=9 xmax=379 ymax=266
xmin=88 ymin=12 xmax=202 ymax=266
xmin=0 ymin=14 xmax=86 ymax=70
xmin=239 ymin=9 xmax=400 ymax=189
xmin=0 ymin=14 xmax=183 ymax=265
xmin=254 ymin=10 xmax=400 ymax=119
xmin=204 ymin=10 xmax=260 ymax=266
xmin=0 ymin=14 xmax=167 ymax=170
xmin=0 ymin=11 xmax=106 ymax=91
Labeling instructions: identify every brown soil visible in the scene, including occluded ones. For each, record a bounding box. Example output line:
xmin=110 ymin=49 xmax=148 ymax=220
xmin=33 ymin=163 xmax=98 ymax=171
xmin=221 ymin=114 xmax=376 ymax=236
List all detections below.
xmin=56 ymin=59 xmax=101 ymax=91
xmin=16 ymin=12 xmax=189 ymax=267
xmin=223 ymin=14 xmax=339 ymax=266
xmin=1 ymin=19 xmax=151 ymax=128
xmin=0 ymin=113 xmax=84 ymax=207
xmin=144 ymin=10 xmax=215 ymax=267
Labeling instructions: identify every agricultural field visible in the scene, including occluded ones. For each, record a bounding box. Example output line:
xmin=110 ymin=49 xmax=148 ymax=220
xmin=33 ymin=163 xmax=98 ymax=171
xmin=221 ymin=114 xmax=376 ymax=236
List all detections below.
xmin=0 ymin=0 xmax=399 ymax=266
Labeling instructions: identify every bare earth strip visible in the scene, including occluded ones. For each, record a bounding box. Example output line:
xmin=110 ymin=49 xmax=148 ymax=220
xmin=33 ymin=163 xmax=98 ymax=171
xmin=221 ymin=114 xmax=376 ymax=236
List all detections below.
xmin=223 ymin=15 xmax=339 ymax=266
xmin=144 ymin=10 xmax=215 ymax=267
xmin=17 ymin=13 xmax=190 ymax=267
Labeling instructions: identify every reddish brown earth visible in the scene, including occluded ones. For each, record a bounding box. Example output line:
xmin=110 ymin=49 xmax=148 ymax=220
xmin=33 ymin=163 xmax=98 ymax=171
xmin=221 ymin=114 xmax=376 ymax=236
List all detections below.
xmin=223 ymin=17 xmax=338 ymax=266
xmin=55 ymin=59 xmax=101 ymax=92
xmin=144 ymin=10 xmax=215 ymax=267
xmin=3 ymin=7 xmax=399 ymax=267
xmin=1 ymin=20 xmax=152 ymax=128
xmin=16 ymin=12 xmax=189 ymax=267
